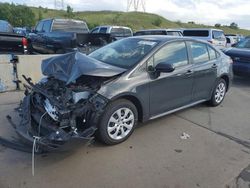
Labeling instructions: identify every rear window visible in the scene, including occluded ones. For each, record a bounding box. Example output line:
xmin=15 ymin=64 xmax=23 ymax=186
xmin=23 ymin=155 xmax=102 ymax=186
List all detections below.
xmin=183 ymin=30 xmax=209 ymax=37
xmin=52 ymin=20 xmax=89 ymax=33
xmin=111 ymin=28 xmax=132 ymax=37
xmin=135 ymin=30 xmax=166 ymax=36
xmin=212 ymin=31 xmax=225 ymax=40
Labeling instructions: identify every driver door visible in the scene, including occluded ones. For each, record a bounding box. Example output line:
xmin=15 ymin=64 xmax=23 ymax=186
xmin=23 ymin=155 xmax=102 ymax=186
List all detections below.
xmin=148 ymin=41 xmax=194 ymax=117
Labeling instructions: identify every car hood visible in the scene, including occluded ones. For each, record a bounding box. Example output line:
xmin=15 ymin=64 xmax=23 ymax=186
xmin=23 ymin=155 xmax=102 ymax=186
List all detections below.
xmin=42 ymin=51 xmax=126 ymax=85
xmin=223 ymin=47 xmax=250 ymax=58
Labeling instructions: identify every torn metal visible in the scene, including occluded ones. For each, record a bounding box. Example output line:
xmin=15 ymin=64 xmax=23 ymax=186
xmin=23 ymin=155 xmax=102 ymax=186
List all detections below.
xmin=1 ymin=52 xmax=125 ymax=153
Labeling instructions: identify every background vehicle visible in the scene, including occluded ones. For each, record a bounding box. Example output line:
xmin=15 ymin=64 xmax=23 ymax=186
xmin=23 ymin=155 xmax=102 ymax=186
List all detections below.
xmin=0 ymin=20 xmax=28 ymax=54
xmin=134 ymin=29 xmax=183 ymax=36
xmin=223 ymin=36 xmax=250 ymax=77
xmin=226 ymin=36 xmax=236 ymax=47
xmin=90 ymin=25 xmax=133 ymax=40
xmin=13 ymin=27 xmax=31 ymax=36
xmin=28 ymin=18 xmax=113 ymax=54
xmin=182 ymin=28 xmax=227 ymax=49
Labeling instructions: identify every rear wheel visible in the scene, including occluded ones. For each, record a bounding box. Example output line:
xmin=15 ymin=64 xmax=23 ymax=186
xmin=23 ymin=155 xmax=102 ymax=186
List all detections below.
xmin=209 ymin=78 xmax=227 ymax=106
xmin=97 ymin=99 xmax=138 ymax=145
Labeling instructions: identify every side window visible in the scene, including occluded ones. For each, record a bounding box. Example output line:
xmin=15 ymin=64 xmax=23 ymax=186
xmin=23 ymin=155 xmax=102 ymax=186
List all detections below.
xmin=35 ymin=21 xmax=43 ymax=32
xmin=150 ymin=42 xmax=188 ymax=68
xmin=42 ymin=20 xmax=51 ymax=32
xmin=99 ymin=27 xmax=107 ymax=33
xmin=167 ymin=31 xmax=180 ymax=36
xmin=212 ymin=31 xmax=225 ymax=41
xmin=111 ymin=28 xmax=124 ymax=36
xmin=190 ymin=42 xmax=209 ymax=64
xmin=124 ymin=28 xmax=132 ymax=37
xmin=91 ymin=28 xmax=99 ymax=33
xmin=207 ymin=45 xmax=217 ymax=60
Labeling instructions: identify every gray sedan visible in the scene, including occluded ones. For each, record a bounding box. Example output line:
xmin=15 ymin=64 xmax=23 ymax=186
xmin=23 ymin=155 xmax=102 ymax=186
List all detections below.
xmin=5 ymin=36 xmax=233 ymax=152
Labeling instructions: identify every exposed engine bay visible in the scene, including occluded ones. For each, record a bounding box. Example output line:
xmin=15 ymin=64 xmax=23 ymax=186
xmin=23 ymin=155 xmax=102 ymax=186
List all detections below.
xmin=1 ymin=52 xmax=125 ymax=153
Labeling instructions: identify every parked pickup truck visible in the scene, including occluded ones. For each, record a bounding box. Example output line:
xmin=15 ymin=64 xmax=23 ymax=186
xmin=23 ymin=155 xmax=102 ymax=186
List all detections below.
xmin=28 ymin=18 xmax=113 ymax=54
xmin=0 ymin=20 xmax=28 ymax=54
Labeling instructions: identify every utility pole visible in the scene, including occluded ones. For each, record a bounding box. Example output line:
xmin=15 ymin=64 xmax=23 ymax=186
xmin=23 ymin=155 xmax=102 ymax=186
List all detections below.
xmin=54 ymin=0 xmax=64 ymax=10
xmin=127 ymin=0 xmax=146 ymax=12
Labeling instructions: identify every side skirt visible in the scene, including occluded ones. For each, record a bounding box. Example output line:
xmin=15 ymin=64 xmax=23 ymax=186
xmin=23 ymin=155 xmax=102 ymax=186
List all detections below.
xmin=150 ymin=99 xmax=207 ymax=120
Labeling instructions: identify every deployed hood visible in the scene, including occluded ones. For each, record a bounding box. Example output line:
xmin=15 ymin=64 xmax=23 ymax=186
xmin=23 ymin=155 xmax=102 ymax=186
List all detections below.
xmin=42 ymin=52 xmax=126 ymax=84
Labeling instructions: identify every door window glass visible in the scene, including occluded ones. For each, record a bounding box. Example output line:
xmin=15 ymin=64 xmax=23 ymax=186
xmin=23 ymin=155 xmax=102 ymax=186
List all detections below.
xmin=42 ymin=20 xmax=51 ymax=32
xmin=190 ymin=42 xmax=209 ymax=63
xmin=152 ymin=42 xmax=188 ymax=68
xmin=99 ymin=27 xmax=107 ymax=33
xmin=207 ymin=45 xmax=217 ymax=60
xmin=35 ymin=21 xmax=43 ymax=32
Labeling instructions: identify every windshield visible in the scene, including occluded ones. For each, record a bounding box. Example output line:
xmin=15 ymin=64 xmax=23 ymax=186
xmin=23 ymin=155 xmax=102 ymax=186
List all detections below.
xmin=235 ymin=37 xmax=250 ymax=49
xmin=88 ymin=38 xmax=158 ymax=69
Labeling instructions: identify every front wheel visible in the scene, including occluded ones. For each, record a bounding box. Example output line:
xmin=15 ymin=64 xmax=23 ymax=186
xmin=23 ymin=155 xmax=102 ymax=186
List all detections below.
xmin=97 ymin=99 xmax=138 ymax=145
xmin=209 ymin=79 xmax=227 ymax=106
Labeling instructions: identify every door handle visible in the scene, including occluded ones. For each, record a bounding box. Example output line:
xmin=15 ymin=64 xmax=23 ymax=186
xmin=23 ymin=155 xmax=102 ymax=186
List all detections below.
xmin=212 ymin=64 xmax=218 ymax=69
xmin=185 ymin=70 xmax=193 ymax=75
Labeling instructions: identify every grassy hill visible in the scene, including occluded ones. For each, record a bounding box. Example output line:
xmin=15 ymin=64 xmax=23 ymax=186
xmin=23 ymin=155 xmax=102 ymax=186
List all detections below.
xmin=30 ymin=7 xmax=250 ymax=36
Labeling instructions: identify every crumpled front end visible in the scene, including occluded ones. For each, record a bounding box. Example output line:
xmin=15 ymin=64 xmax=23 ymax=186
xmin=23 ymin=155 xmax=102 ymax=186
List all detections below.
xmin=6 ymin=75 xmax=109 ymax=153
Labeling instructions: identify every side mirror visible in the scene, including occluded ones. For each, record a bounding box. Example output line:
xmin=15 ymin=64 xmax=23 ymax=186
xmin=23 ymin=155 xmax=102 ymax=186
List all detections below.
xmin=231 ymin=43 xmax=237 ymax=47
xmin=155 ymin=62 xmax=175 ymax=73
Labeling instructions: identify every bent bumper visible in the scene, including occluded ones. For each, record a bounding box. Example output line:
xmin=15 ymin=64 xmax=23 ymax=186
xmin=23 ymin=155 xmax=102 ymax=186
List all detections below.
xmin=1 ymin=95 xmax=96 ymax=153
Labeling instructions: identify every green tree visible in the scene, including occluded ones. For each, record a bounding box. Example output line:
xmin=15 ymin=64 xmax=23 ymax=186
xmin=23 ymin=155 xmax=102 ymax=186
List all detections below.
xmin=0 ymin=3 xmax=35 ymax=27
xmin=152 ymin=17 xmax=162 ymax=27
xmin=215 ymin=23 xmax=221 ymax=28
xmin=66 ymin=5 xmax=74 ymax=18
xmin=229 ymin=22 xmax=238 ymax=29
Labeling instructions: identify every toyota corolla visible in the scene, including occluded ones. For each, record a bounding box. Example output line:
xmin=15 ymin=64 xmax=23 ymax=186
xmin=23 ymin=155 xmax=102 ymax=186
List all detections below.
xmin=4 ymin=36 xmax=233 ymax=152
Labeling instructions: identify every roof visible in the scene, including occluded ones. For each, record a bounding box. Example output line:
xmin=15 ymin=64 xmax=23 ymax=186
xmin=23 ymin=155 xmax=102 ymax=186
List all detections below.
xmin=182 ymin=28 xmax=224 ymax=32
xmin=94 ymin=25 xmax=132 ymax=29
xmin=135 ymin=28 xmax=182 ymax=32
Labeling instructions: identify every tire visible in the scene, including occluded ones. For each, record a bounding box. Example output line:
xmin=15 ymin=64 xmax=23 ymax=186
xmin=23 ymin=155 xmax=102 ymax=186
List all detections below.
xmin=97 ymin=99 xmax=138 ymax=145
xmin=209 ymin=78 xmax=227 ymax=107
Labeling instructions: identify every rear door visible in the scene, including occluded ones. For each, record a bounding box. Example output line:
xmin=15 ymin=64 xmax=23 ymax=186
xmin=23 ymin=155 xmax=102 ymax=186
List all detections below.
xmin=188 ymin=41 xmax=218 ymax=101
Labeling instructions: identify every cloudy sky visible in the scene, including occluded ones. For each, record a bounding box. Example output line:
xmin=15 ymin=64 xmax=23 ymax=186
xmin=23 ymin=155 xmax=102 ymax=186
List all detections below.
xmin=2 ymin=0 xmax=250 ymax=29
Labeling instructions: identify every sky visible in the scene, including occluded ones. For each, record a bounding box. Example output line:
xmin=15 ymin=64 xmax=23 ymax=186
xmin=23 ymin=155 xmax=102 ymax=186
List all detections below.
xmin=2 ymin=0 xmax=250 ymax=29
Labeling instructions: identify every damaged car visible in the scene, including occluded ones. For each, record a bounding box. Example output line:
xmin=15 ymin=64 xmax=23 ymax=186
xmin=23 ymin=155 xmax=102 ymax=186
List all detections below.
xmin=4 ymin=36 xmax=233 ymax=152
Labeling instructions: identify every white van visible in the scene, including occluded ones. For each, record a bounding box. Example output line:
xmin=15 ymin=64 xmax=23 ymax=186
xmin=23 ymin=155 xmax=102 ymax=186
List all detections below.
xmin=182 ymin=28 xmax=227 ymax=49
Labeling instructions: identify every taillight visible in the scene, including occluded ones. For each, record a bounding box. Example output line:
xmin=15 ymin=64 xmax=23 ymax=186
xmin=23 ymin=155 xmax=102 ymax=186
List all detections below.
xmin=22 ymin=37 xmax=28 ymax=54
xmin=22 ymin=37 xmax=28 ymax=47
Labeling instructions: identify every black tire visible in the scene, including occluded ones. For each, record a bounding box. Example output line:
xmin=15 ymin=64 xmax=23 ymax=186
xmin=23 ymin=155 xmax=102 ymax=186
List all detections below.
xmin=209 ymin=78 xmax=227 ymax=107
xmin=97 ymin=99 xmax=138 ymax=145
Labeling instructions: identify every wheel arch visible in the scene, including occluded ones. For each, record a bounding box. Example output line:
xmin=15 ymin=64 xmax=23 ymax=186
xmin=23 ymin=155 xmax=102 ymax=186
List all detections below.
xmin=220 ymin=74 xmax=230 ymax=91
xmin=111 ymin=94 xmax=143 ymax=122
